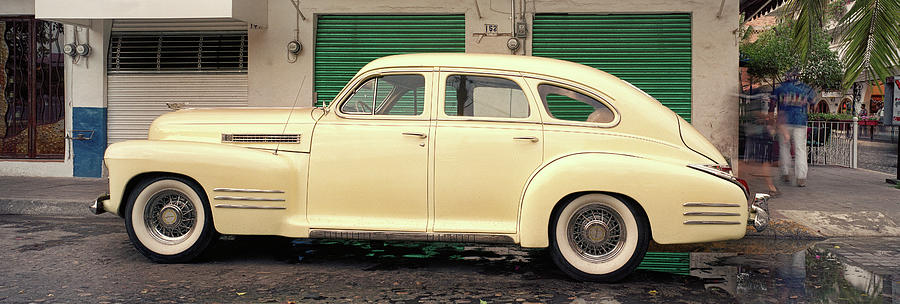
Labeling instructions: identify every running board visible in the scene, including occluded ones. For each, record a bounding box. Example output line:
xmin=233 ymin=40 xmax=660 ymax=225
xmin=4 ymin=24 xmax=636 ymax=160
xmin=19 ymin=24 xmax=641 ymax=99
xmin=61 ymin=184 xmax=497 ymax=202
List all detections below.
xmin=308 ymin=229 xmax=515 ymax=244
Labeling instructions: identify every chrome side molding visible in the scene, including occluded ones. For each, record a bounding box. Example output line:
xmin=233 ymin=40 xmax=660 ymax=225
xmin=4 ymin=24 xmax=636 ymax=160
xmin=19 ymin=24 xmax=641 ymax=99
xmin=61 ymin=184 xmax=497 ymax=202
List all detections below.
xmin=683 ymin=220 xmax=743 ymax=225
xmin=213 ymin=196 xmax=285 ymax=202
xmin=308 ymin=229 xmax=515 ymax=244
xmin=214 ymin=204 xmax=286 ymax=210
xmin=682 ymin=202 xmax=740 ymax=207
xmin=683 ymin=212 xmax=741 ymax=216
xmin=222 ymin=133 xmax=301 ymax=144
xmin=214 ymin=188 xmax=285 ymax=194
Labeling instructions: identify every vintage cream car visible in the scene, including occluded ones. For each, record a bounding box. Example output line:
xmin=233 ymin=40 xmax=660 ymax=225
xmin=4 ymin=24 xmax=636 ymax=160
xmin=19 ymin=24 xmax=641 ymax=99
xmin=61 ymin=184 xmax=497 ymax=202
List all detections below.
xmin=93 ymin=53 xmax=769 ymax=282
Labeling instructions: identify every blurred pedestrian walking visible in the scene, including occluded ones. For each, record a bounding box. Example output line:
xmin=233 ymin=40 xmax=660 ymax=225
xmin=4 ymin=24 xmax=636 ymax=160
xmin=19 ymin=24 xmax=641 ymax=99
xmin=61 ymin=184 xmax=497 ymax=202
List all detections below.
xmin=774 ymin=70 xmax=815 ymax=187
xmin=742 ymin=89 xmax=779 ymax=195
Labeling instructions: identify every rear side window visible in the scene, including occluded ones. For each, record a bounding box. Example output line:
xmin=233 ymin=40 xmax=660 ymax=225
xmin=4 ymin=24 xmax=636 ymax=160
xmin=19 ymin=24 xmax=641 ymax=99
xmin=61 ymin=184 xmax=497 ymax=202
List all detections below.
xmin=444 ymin=75 xmax=529 ymax=118
xmin=538 ymin=84 xmax=614 ymax=123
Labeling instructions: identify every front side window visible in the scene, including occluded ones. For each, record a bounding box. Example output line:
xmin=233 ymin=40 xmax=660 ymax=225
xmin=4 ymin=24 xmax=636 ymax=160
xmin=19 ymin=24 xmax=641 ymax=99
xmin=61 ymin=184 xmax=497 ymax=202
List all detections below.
xmin=340 ymin=74 xmax=426 ymax=116
xmin=538 ymin=84 xmax=614 ymax=123
xmin=444 ymin=75 xmax=529 ymax=119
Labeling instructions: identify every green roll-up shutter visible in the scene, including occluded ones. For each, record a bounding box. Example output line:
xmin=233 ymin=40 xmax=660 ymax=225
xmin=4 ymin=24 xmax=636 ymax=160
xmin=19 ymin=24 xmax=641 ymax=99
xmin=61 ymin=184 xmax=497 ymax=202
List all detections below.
xmin=315 ymin=15 xmax=466 ymax=107
xmin=533 ymin=14 xmax=692 ymax=121
xmin=637 ymin=252 xmax=691 ymax=275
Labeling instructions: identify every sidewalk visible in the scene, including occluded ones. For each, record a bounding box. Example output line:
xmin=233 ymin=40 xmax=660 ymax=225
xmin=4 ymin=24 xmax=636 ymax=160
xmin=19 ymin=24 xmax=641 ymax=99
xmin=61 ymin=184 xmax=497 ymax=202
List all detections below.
xmin=743 ymin=165 xmax=900 ymax=237
xmin=0 ymin=176 xmax=109 ymax=217
xmin=1 ymin=166 xmax=898 ymax=237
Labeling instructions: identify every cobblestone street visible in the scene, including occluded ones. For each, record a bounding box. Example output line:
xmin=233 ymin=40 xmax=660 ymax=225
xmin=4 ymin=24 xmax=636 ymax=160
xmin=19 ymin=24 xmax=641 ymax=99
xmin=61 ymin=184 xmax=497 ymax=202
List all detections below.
xmin=858 ymin=139 xmax=899 ymax=175
xmin=2 ymin=216 xmax=898 ymax=303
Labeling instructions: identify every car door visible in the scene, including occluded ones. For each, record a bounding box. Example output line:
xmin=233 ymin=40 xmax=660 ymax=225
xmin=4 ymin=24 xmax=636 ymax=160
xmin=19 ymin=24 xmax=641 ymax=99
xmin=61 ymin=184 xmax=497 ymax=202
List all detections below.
xmin=431 ymin=71 xmax=544 ymax=233
xmin=308 ymin=72 xmax=431 ymax=231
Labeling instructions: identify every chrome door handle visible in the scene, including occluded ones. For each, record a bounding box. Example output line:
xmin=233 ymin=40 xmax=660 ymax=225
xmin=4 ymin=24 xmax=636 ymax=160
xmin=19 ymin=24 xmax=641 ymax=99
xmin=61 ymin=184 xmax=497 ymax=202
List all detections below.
xmin=513 ymin=136 xmax=539 ymax=143
xmin=402 ymin=132 xmax=427 ymax=139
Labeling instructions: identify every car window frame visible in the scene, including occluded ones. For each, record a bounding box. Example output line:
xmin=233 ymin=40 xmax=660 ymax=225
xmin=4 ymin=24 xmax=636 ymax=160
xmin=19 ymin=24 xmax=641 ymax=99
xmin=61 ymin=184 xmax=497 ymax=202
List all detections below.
xmin=435 ymin=69 xmax=542 ymax=124
xmin=522 ymin=75 xmax=621 ymax=128
xmin=331 ymin=69 xmax=432 ymax=121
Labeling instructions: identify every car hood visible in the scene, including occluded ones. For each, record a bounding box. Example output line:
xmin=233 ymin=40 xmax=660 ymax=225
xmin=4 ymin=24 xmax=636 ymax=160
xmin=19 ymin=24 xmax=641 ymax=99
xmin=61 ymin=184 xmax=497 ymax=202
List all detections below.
xmin=148 ymin=107 xmax=324 ymax=153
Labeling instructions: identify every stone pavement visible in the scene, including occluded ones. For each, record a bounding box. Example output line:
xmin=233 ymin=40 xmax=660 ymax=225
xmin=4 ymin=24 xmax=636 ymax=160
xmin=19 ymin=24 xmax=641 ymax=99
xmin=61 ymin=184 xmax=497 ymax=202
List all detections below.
xmin=742 ymin=165 xmax=900 ymax=238
xmin=0 ymin=176 xmax=108 ymax=216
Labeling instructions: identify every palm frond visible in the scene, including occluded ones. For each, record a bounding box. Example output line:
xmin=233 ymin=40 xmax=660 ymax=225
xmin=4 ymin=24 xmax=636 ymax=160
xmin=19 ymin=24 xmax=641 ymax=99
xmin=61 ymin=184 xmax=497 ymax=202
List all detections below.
xmin=787 ymin=0 xmax=827 ymax=62
xmin=839 ymin=0 xmax=900 ymax=88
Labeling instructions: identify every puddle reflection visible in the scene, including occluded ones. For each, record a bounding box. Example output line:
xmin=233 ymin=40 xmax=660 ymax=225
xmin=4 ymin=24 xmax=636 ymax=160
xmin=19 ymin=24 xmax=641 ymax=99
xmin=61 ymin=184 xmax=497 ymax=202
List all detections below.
xmin=692 ymin=248 xmax=896 ymax=303
xmin=212 ymin=237 xmax=896 ymax=303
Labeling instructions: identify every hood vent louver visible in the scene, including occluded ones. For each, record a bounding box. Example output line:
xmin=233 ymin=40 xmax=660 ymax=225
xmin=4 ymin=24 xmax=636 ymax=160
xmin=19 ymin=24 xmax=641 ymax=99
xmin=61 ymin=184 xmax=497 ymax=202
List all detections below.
xmin=221 ymin=134 xmax=301 ymax=144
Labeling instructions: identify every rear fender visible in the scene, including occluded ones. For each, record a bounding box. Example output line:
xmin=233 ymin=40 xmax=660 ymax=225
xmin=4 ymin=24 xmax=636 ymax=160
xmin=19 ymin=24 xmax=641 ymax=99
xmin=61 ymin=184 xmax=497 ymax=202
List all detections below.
xmin=518 ymin=153 xmax=747 ymax=247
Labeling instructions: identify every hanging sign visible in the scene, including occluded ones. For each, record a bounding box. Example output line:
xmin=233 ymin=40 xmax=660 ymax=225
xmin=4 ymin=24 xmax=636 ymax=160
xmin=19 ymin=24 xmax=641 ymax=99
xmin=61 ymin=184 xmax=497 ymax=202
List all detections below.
xmin=893 ymin=78 xmax=900 ymax=124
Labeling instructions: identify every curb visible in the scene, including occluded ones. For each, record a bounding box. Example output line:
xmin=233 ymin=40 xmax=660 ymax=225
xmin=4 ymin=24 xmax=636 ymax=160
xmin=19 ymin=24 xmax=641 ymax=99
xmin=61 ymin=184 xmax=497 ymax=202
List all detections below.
xmin=0 ymin=198 xmax=97 ymax=217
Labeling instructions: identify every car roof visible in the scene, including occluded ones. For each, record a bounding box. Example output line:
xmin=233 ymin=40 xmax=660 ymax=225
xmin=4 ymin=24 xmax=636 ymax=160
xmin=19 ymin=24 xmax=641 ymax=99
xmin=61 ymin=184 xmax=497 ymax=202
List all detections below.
xmin=358 ymin=53 xmax=620 ymax=84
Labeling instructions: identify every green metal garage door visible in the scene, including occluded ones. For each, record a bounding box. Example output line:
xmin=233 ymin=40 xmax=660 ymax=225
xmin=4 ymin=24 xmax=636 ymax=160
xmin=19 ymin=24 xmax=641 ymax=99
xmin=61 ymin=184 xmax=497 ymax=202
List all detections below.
xmin=533 ymin=14 xmax=692 ymax=121
xmin=314 ymin=15 xmax=465 ymax=107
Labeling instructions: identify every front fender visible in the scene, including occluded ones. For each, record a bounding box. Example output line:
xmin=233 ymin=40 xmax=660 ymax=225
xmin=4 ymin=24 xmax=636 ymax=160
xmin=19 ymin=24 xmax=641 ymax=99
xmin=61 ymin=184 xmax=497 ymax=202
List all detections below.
xmin=518 ymin=153 xmax=747 ymax=247
xmin=104 ymin=140 xmax=310 ymax=236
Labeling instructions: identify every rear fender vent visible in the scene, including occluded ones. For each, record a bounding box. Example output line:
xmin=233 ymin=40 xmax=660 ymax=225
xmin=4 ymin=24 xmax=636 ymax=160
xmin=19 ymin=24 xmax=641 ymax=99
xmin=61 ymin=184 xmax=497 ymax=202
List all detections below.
xmin=221 ymin=134 xmax=301 ymax=144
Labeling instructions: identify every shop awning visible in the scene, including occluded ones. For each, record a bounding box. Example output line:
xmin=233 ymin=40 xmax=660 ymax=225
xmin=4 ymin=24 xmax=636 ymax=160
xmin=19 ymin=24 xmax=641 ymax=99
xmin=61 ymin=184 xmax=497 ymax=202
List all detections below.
xmin=34 ymin=0 xmax=266 ymax=27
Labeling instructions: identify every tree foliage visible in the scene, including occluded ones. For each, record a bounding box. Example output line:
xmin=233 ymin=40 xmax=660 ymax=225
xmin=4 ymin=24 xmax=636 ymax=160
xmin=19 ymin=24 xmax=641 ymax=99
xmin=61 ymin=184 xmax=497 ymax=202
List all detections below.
xmin=741 ymin=25 xmax=843 ymax=90
xmin=788 ymin=0 xmax=900 ymax=88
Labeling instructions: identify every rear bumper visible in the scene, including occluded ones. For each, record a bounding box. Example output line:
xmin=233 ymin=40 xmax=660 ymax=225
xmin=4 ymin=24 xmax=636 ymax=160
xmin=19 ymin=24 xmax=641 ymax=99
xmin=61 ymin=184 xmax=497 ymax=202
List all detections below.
xmin=748 ymin=193 xmax=770 ymax=232
xmin=90 ymin=193 xmax=110 ymax=215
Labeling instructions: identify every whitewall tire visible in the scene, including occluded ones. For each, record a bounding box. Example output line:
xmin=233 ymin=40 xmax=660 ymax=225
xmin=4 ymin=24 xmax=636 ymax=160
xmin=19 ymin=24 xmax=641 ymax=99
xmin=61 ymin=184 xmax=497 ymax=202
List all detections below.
xmin=125 ymin=176 xmax=216 ymax=263
xmin=549 ymin=193 xmax=649 ymax=282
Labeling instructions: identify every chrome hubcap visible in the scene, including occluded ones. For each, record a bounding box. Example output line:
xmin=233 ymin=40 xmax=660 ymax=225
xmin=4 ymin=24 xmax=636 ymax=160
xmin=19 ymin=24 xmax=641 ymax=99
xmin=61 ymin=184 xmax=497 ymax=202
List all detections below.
xmin=567 ymin=204 xmax=626 ymax=261
xmin=144 ymin=189 xmax=196 ymax=244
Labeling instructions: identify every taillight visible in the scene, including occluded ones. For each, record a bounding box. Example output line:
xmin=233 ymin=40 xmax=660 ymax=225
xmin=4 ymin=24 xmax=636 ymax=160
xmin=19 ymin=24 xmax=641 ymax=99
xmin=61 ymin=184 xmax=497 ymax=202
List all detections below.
xmin=736 ymin=178 xmax=749 ymax=191
xmin=710 ymin=165 xmax=732 ymax=175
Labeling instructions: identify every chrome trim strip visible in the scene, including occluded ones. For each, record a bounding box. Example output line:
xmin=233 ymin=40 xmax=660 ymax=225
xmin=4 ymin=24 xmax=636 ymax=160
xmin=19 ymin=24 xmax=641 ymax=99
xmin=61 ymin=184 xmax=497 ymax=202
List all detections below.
xmin=221 ymin=133 xmax=301 ymax=144
xmin=683 ymin=212 xmax=741 ymax=216
xmin=213 ymin=196 xmax=285 ymax=202
xmin=214 ymin=204 xmax=286 ymax=210
xmin=683 ymin=202 xmax=741 ymax=207
xmin=213 ymin=188 xmax=285 ymax=194
xmin=308 ymin=229 xmax=515 ymax=244
xmin=438 ymin=67 xmax=523 ymax=77
xmin=683 ymin=220 xmax=743 ymax=225
xmin=435 ymin=117 xmax=543 ymax=125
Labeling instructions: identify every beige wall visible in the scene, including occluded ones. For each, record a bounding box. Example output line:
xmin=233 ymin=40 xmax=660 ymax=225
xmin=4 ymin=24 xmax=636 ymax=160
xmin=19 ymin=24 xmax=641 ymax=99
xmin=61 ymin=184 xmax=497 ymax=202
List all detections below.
xmin=0 ymin=0 xmax=34 ymax=15
xmin=249 ymin=0 xmax=741 ymax=163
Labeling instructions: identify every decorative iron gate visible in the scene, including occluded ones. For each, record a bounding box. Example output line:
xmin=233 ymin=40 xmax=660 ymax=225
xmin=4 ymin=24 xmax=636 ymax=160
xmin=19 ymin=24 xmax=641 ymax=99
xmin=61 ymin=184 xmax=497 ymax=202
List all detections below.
xmin=0 ymin=17 xmax=65 ymax=159
xmin=807 ymin=120 xmax=858 ymax=168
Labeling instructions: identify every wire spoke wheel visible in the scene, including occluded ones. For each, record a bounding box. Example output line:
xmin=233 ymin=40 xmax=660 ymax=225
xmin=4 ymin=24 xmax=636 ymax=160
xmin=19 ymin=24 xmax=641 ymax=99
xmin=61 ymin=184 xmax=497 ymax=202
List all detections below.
xmin=143 ymin=190 xmax=197 ymax=244
xmin=550 ymin=193 xmax=649 ymax=282
xmin=126 ymin=176 xmax=215 ymax=263
xmin=567 ymin=204 xmax=626 ymax=262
